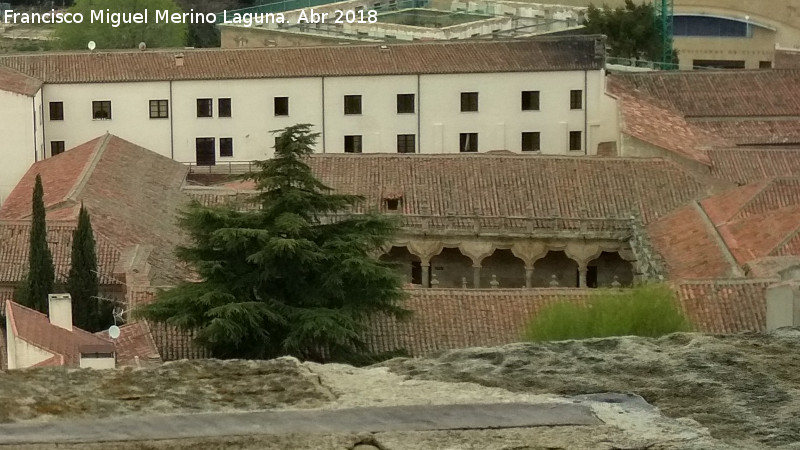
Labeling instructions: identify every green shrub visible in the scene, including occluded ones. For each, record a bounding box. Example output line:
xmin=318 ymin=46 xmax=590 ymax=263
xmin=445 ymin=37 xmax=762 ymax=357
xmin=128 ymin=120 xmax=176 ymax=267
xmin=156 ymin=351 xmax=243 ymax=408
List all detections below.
xmin=524 ymin=284 xmax=692 ymax=342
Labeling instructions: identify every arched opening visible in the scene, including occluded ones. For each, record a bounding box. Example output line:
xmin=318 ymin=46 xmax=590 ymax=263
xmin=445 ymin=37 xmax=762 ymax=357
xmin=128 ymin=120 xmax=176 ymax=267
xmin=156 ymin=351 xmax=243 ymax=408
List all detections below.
xmin=430 ymin=247 xmax=472 ymax=288
xmin=480 ymin=249 xmax=525 ymax=288
xmin=532 ymin=251 xmax=579 ymax=288
xmin=588 ymin=251 xmax=634 ymax=288
xmin=380 ymin=246 xmax=422 ymax=285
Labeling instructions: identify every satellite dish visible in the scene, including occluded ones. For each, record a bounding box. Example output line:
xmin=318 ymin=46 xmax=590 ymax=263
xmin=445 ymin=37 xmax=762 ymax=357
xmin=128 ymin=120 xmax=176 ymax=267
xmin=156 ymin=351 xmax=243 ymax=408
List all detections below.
xmin=108 ymin=325 xmax=121 ymax=340
xmin=138 ymin=42 xmax=146 ymax=51
xmin=88 ymin=41 xmax=96 ymax=51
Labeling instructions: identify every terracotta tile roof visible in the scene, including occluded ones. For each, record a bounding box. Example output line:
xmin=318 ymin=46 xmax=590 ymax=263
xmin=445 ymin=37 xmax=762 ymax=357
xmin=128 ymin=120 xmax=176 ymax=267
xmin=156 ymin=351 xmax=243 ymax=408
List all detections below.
xmin=0 ymin=134 xmax=192 ymax=285
xmin=366 ymin=284 xmax=771 ymax=356
xmin=694 ymin=120 xmax=800 ymax=146
xmin=702 ymin=178 xmax=800 ymax=222
xmin=607 ymin=77 xmax=724 ymax=166
xmin=0 ymin=221 xmax=122 ymax=285
xmin=708 ymin=148 xmax=800 ymax=185
xmin=5 ymin=300 xmax=114 ymax=366
xmin=674 ymin=280 xmax=773 ymax=333
xmin=366 ymin=289 xmax=595 ymax=356
xmin=612 ymin=70 xmax=800 ymax=117
xmin=147 ymin=321 xmax=211 ymax=361
xmin=647 ymin=203 xmax=739 ymax=279
xmin=0 ymin=65 xmax=43 ymax=97
xmin=96 ymin=321 xmax=162 ymax=367
xmin=0 ymin=36 xmax=603 ymax=84
xmin=718 ymin=205 xmax=800 ymax=264
xmin=189 ymin=154 xmax=714 ymax=225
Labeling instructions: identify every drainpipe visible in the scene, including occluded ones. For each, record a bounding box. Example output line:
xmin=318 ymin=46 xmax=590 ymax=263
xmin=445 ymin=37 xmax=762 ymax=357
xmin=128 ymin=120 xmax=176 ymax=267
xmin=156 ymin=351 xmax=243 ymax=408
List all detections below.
xmin=169 ymin=81 xmax=175 ymax=160
xmin=584 ymin=69 xmax=588 ymax=155
xmin=321 ymin=76 xmax=326 ymax=153
xmin=417 ymin=73 xmax=421 ymax=153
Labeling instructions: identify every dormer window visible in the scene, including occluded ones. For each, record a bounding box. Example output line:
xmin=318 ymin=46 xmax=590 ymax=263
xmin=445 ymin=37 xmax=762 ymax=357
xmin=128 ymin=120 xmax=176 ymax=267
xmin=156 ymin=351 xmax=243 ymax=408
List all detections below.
xmin=383 ymin=190 xmax=403 ymax=211
xmin=386 ymin=198 xmax=400 ymax=211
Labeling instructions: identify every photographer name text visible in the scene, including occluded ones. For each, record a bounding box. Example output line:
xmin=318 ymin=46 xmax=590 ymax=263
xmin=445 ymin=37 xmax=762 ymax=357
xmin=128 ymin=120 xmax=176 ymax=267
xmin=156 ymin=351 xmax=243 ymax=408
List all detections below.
xmin=2 ymin=8 xmax=378 ymax=27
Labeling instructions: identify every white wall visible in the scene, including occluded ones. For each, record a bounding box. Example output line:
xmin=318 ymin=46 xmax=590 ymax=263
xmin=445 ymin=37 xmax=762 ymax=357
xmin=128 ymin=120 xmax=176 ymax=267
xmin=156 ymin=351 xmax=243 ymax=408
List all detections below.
xmin=171 ymin=78 xmax=323 ymax=163
xmin=6 ymin=310 xmax=55 ymax=370
xmin=79 ymin=356 xmax=116 ymax=369
xmin=42 ymin=82 xmax=172 ymax=158
xmin=0 ymin=89 xmax=38 ymax=203
xmin=31 ymin=69 xmax=611 ymax=166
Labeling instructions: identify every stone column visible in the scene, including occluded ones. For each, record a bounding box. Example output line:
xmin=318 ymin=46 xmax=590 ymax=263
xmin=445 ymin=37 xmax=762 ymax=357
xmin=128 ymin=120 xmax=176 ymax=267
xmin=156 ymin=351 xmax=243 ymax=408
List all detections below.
xmin=525 ymin=265 xmax=534 ymax=288
xmin=578 ymin=264 xmax=588 ymax=288
xmin=473 ymin=266 xmax=481 ymax=289
xmin=422 ymin=262 xmax=431 ymax=288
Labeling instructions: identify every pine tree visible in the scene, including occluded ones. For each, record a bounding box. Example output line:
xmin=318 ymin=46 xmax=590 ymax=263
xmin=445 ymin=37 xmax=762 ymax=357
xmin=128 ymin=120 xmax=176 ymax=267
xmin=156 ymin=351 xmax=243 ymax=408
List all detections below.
xmin=21 ymin=174 xmax=55 ymax=313
xmin=137 ymin=124 xmax=409 ymax=361
xmin=67 ymin=204 xmax=112 ymax=332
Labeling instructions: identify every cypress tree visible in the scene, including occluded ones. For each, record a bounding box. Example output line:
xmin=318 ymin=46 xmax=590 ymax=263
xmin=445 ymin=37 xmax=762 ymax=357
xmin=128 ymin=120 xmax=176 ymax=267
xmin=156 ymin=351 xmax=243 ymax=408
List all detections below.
xmin=22 ymin=174 xmax=55 ymax=313
xmin=67 ymin=204 xmax=111 ymax=332
xmin=137 ymin=124 xmax=409 ymax=361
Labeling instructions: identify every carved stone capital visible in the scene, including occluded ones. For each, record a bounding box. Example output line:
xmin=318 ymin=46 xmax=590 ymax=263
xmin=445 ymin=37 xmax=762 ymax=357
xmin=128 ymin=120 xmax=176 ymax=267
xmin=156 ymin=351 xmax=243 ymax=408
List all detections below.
xmin=564 ymin=242 xmax=602 ymax=266
xmin=510 ymin=242 xmax=548 ymax=267
xmin=407 ymin=240 xmax=444 ymax=262
xmin=459 ymin=241 xmax=496 ymax=266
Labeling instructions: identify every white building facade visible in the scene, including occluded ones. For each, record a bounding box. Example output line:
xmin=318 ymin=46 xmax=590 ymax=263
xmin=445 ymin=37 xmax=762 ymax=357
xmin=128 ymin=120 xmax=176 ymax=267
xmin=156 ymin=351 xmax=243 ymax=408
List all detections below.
xmin=0 ymin=36 xmax=618 ymax=200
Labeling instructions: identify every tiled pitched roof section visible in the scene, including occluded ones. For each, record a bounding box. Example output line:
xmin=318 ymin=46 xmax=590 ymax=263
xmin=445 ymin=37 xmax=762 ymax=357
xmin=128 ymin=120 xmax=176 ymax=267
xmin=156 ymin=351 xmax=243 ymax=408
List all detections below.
xmin=0 ymin=222 xmax=122 ymax=285
xmin=700 ymin=181 xmax=768 ymax=224
xmin=674 ymin=280 xmax=772 ymax=333
xmin=96 ymin=321 xmax=162 ymax=367
xmin=708 ymin=148 xmax=800 ymax=185
xmin=718 ymin=205 xmax=800 ymax=264
xmin=1 ymin=135 xmax=191 ymax=285
xmin=0 ymin=65 xmax=43 ymax=97
xmin=300 ymin=154 xmax=711 ymax=224
xmin=5 ymin=300 xmax=114 ymax=366
xmin=0 ymin=137 xmax=102 ymax=220
xmin=0 ymin=37 xmax=603 ymax=84
xmin=366 ymin=289 xmax=594 ymax=356
xmin=694 ymin=120 xmax=800 ymax=146
xmin=705 ymin=178 xmax=800 ymax=222
xmin=613 ymin=70 xmax=800 ymax=117
xmin=148 ymin=321 xmax=211 ymax=361
xmin=647 ymin=204 xmax=739 ymax=279
xmin=607 ymin=77 xmax=722 ymax=166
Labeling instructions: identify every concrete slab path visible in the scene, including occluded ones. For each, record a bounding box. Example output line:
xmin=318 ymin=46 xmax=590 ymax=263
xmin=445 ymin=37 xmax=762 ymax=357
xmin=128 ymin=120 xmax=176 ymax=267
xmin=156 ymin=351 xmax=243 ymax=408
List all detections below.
xmin=0 ymin=403 xmax=600 ymax=444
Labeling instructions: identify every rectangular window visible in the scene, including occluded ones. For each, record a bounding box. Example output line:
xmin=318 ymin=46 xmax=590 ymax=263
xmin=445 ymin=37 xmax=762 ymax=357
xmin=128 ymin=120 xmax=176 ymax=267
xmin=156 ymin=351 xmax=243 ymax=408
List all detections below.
xmin=149 ymin=99 xmax=168 ymax=119
xmin=274 ymin=97 xmax=289 ymax=116
xmin=397 ymin=134 xmax=415 ymax=153
xmin=50 ymin=141 xmax=65 ymax=156
xmin=521 ymin=132 xmax=541 ymax=152
xmin=344 ymin=135 xmax=362 ymax=153
xmin=195 ymin=137 xmax=216 ymax=166
xmin=344 ymin=95 xmax=362 ymax=115
xmin=92 ymin=101 xmax=111 ymax=120
xmin=570 ymin=90 xmax=583 ymax=110
xmin=397 ymin=93 xmax=415 ymax=113
xmin=49 ymin=102 xmax=63 ymax=121
xmin=460 ymin=92 xmax=478 ymax=112
xmin=197 ymin=98 xmax=213 ymax=117
xmin=220 ymin=137 xmax=233 ymax=157
xmin=218 ymin=98 xmax=232 ymax=117
xmin=459 ymin=133 xmax=478 ymax=152
xmin=521 ymin=91 xmax=540 ymax=111
xmin=569 ymin=131 xmax=582 ymax=151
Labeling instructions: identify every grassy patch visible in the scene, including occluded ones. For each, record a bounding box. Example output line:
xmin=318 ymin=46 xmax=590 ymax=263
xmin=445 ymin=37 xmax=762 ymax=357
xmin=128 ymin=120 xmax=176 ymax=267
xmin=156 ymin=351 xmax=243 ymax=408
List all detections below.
xmin=525 ymin=284 xmax=692 ymax=341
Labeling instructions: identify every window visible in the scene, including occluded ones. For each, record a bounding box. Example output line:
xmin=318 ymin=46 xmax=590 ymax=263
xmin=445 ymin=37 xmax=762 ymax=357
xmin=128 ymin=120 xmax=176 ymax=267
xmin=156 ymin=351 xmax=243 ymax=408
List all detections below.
xmin=344 ymin=135 xmax=362 ymax=153
xmin=220 ymin=138 xmax=233 ymax=157
xmin=195 ymin=137 xmax=216 ymax=166
xmin=49 ymin=102 xmax=63 ymax=121
xmin=92 ymin=101 xmax=111 ymax=120
xmin=521 ymin=132 xmax=540 ymax=152
xmin=218 ymin=98 xmax=231 ymax=117
xmin=274 ymin=97 xmax=289 ymax=116
xmin=569 ymin=131 xmax=582 ymax=151
xmin=385 ymin=197 xmax=401 ymax=211
xmin=149 ymin=99 xmax=168 ymax=119
xmin=570 ymin=90 xmax=583 ymax=110
xmin=397 ymin=134 xmax=415 ymax=153
xmin=760 ymin=61 xmax=773 ymax=69
xmin=673 ymin=15 xmax=750 ymax=38
xmin=344 ymin=95 xmax=362 ymax=115
xmin=521 ymin=91 xmax=540 ymax=111
xmin=50 ymin=141 xmax=65 ymax=156
xmin=397 ymin=94 xmax=415 ymax=114
xmin=460 ymin=92 xmax=478 ymax=112
xmin=197 ymin=99 xmax=213 ymax=117
xmin=459 ymin=133 xmax=478 ymax=152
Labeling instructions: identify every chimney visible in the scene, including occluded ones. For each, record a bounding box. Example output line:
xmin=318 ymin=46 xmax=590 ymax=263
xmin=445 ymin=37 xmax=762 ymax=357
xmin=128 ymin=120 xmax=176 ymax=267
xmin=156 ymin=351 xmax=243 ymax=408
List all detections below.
xmin=48 ymin=293 xmax=73 ymax=331
xmin=175 ymin=53 xmax=184 ymax=67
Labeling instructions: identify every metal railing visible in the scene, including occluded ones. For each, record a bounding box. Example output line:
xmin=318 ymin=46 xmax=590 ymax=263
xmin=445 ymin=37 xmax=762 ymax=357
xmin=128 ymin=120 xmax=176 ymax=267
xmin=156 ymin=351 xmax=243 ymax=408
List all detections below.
xmin=185 ymin=161 xmax=257 ymax=175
